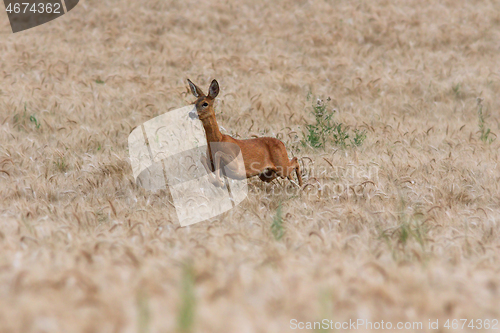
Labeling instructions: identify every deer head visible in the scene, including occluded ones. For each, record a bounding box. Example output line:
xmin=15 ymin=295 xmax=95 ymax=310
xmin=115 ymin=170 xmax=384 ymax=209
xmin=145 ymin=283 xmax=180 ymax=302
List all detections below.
xmin=187 ymin=79 xmax=219 ymax=120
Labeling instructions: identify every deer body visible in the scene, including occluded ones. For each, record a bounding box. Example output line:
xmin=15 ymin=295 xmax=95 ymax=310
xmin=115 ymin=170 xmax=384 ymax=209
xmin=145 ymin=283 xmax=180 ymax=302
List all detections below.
xmin=188 ymin=79 xmax=303 ymax=187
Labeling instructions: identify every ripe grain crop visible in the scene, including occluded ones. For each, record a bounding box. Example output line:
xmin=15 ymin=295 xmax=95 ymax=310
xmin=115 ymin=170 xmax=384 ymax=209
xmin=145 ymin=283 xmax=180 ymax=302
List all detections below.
xmin=0 ymin=0 xmax=500 ymax=332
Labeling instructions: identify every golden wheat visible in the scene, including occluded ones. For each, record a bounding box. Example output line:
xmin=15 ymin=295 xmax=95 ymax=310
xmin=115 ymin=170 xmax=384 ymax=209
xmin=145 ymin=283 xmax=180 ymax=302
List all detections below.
xmin=0 ymin=0 xmax=499 ymax=332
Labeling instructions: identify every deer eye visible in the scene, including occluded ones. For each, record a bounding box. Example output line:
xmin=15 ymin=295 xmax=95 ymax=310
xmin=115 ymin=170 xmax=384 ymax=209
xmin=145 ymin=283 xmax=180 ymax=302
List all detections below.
xmin=202 ymin=102 xmax=209 ymax=107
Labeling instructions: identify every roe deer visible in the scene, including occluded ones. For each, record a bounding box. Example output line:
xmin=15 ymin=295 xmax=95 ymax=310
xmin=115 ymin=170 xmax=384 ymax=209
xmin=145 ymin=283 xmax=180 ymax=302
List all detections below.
xmin=187 ymin=79 xmax=303 ymax=188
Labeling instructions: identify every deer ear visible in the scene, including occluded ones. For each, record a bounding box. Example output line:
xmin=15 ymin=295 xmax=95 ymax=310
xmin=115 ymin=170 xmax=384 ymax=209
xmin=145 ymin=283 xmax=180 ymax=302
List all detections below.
xmin=187 ymin=79 xmax=204 ymax=98
xmin=208 ymin=79 xmax=219 ymax=99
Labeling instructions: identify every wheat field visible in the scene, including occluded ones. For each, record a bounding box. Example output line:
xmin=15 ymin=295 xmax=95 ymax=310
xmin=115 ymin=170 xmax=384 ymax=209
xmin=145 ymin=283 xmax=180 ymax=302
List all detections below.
xmin=1 ymin=0 xmax=500 ymax=332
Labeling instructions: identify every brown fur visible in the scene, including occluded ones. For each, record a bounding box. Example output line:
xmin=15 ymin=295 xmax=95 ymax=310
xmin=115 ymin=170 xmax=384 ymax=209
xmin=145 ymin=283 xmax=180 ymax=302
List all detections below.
xmin=187 ymin=79 xmax=303 ymax=187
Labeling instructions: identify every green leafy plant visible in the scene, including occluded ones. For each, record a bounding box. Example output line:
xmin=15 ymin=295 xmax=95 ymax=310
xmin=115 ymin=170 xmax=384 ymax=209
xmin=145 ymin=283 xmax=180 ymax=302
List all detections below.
xmin=177 ymin=263 xmax=196 ymax=333
xmin=13 ymin=102 xmax=41 ymax=130
xmin=29 ymin=114 xmax=41 ymax=129
xmin=477 ymin=98 xmax=495 ymax=143
xmin=352 ymin=129 xmax=367 ymax=146
xmin=332 ymin=122 xmax=350 ymax=148
xmin=302 ymin=99 xmax=334 ymax=149
xmin=301 ymin=96 xmax=367 ymax=149
xmin=452 ymin=83 xmax=462 ymax=99
xmin=271 ymin=203 xmax=284 ymax=240
xmin=378 ymin=194 xmax=428 ymax=262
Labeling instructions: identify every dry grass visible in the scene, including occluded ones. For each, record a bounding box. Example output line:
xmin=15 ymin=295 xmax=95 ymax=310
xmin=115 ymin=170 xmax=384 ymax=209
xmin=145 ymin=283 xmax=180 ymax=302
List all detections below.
xmin=1 ymin=0 xmax=500 ymax=332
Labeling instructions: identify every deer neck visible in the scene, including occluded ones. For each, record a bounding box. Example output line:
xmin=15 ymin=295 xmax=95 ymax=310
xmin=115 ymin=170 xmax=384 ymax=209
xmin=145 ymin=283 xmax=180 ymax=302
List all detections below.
xmin=201 ymin=112 xmax=223 ymax=143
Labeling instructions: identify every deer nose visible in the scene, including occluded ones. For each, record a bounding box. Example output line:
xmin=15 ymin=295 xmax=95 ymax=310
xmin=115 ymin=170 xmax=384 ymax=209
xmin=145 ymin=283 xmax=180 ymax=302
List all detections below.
xmin=189 ymin=108 xmax=198 ymax=120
